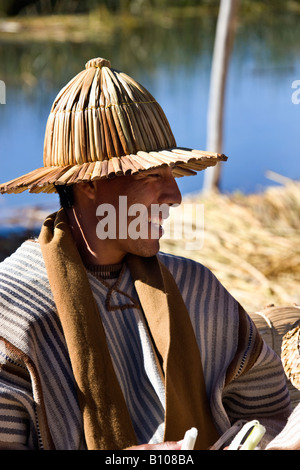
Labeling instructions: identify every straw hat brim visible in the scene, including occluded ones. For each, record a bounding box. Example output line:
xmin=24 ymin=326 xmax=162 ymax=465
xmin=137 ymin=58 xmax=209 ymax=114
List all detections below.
xmin=0 ymin=148 xmax=227 ymax=194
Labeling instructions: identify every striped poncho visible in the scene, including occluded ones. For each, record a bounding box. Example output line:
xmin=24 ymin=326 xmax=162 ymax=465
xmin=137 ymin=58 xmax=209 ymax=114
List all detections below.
xmin=0 ymin=240 xmax=291 ymax=449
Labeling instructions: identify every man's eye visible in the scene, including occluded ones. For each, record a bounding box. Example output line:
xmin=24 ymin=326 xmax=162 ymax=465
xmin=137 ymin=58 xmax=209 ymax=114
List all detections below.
xmin=148 ymin=173 xmax=160 ymax=178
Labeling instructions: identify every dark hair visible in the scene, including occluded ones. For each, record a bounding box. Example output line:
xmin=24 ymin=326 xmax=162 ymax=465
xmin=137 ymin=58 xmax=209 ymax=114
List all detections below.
xmin=55 ymin=184 xmax=74 ymax=209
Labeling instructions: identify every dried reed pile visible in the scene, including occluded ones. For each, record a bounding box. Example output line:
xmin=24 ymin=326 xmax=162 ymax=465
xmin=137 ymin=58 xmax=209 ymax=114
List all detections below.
xmin=161 ymin=181 xmax=300 ymax=312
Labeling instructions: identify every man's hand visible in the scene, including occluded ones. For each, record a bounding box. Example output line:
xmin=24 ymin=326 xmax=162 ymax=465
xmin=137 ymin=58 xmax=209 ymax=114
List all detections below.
xmin=126 ymin=441 xmax=182 ymax=450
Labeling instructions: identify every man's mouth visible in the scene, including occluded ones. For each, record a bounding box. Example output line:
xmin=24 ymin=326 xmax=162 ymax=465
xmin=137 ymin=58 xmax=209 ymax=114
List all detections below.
xmin=148 ymin=216 xmax=164 ymax=238
xmin=148 ymin=216 xmax=163 ymax=226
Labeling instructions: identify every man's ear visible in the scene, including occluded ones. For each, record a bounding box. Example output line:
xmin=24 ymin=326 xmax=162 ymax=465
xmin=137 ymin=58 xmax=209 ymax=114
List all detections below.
xmin=73 ymin=181 xmax=97 ymax=202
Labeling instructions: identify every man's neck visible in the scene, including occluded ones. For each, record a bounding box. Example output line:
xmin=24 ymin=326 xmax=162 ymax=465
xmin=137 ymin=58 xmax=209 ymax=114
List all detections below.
xmin=64 ymin=205 xmax=126 ymax=266
xmin=85 ymin=262 xmax=123 ymax=280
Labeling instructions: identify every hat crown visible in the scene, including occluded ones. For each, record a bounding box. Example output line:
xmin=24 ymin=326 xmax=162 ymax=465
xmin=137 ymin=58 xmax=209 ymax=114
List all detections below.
xmin=85 ymin=57 xmax=111 ymax=69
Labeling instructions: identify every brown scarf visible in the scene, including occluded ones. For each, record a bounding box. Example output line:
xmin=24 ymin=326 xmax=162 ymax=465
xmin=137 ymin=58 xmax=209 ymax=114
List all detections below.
xmin=39 ymin=209 xmax=219 ymax=450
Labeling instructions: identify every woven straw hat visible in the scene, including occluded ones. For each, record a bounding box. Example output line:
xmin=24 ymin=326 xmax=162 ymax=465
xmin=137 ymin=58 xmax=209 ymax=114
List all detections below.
xmin=0 ymin=57 xmax=227 ymax=194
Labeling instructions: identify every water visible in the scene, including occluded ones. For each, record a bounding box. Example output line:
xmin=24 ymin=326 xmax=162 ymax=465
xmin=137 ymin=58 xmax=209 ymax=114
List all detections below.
xmin=0 ymin=12 xmax=300 ymax=221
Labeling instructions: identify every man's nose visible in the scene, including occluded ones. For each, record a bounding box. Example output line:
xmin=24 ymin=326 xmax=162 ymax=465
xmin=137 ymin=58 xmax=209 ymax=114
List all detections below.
xmin=163 ymin=170 xmax=182 ymax=206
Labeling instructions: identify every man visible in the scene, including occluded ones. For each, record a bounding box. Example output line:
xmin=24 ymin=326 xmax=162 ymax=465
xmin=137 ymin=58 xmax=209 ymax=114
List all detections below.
xmin=0 ymin=57 xmax=291 ymax=450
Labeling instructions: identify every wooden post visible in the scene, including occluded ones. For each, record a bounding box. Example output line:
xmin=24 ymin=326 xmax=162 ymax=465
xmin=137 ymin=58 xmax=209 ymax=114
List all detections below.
xmin=203 ymin=0 xmax=239 ymax=193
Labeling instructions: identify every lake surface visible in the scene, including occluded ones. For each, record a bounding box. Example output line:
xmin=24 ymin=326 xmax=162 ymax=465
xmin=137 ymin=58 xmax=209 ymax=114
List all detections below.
xmin=0 ymin=11 xmax=300 ymax=218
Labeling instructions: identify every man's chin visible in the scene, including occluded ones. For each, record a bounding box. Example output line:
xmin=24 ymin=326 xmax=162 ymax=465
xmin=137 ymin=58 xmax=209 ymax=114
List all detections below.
xmin=130 ymin=240 xmax=161 ymax=258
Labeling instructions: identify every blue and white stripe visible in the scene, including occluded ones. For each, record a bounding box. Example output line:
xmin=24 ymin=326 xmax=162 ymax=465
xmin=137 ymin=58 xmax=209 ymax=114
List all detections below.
xmin=0 ymin=241 xmax=83 ymax=449
xmin=89 ymin=272 xmax=165 ymax=444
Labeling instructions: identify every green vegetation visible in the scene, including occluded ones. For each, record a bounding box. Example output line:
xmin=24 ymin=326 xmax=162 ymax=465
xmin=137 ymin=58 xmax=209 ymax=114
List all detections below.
xmin=1 ymin=0 xmax=300 ymax=19
xmin=0 ymin=0 xmax=218 ymax=18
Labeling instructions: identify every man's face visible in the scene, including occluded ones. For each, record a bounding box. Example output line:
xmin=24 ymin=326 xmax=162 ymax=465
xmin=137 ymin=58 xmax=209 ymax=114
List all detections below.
xmin=91 ymin=166 xmax=182 ymax=260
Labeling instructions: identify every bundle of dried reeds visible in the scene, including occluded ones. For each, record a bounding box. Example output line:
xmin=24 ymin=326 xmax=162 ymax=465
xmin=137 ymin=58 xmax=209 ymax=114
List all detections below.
xmin=251 ymin=305 xmax=300 ymax=408
xmin=282 ymin=320 xmax=300 ymax=393
xmin=0 ymin=57 xmax=226 ymax=194
xmin=161 ymin=181 xmax=300 ymax=312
